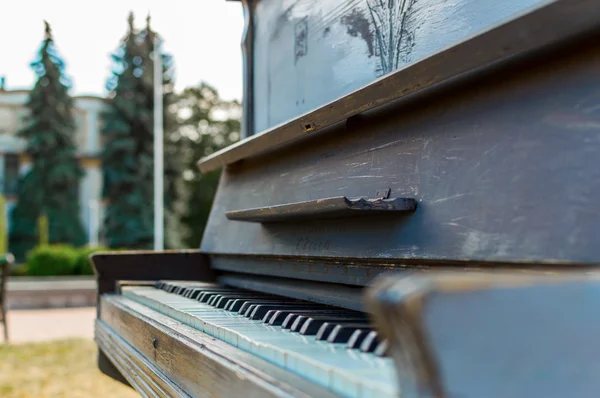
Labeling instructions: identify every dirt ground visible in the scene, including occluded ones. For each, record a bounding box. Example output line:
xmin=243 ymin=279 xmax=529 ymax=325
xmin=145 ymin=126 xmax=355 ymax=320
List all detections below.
xmin=0 ymin=308 xmax=138 ymax=397
xmin=0 ymin=338 xmax=138 ymax=398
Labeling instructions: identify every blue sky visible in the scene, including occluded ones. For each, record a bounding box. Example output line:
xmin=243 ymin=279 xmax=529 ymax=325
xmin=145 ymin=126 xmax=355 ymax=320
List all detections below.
xmin=0 ymin=0 xmax=244 ymax=100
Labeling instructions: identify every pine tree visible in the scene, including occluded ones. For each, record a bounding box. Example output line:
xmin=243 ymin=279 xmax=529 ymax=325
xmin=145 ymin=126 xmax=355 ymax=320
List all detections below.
xmin=101 ymin=13 xmax=182 ymax=249
xmin=10 ymin=21 xmax=85 ymax=260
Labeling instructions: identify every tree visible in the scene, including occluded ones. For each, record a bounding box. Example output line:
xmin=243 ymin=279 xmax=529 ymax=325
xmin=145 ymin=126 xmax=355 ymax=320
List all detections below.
xmin=10 ymin=21 xmax=85 ymax=260
xmin=101 ymin=13 xmax=183 ymax=249
xmin=176 ymin=83 xmax=241 ymax=247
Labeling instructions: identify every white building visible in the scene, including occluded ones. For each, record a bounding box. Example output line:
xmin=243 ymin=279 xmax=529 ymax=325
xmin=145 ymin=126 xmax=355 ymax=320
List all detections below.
xmin=0 ymin=87 xmax=105 ymax=246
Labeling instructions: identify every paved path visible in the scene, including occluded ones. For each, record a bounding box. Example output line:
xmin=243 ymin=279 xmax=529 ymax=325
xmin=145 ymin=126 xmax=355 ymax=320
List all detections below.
xmin=2 ymin=307 xmax=95 ymax=344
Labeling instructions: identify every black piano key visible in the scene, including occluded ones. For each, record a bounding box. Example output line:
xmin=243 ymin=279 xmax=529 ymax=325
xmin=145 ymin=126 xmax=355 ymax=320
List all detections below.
xmin=346 ymin=329 xmax=369 ymax=349
xmin=207 ymin=295 xmax=224 ymax=306
xmin=216 ymin=297 xmax=237 ymax=308
xmin=189 ymin=289 xmax=204 ymax=300
xmin=158 ymin=282 xmax=168 ymax=290
xmin=282 ymin=313 xmax=303 ymax=329
xmin=245 ymin=302 xmax=304 ymax=318
xmin=244 ymin=304 xmax=260 ymax=317
xmin=374 ymin=340 xmax=388 ymax=357
xmin=167 ymin=285 xmax=178 ymax=293
xmin=269 ymin=311 xmax=294 ymax=326
xmin=269 ymin=310 xmax=320 ymax=326
xmin=268 ymin=309 xmax=355 ymax=326
xmin=186 ymin=288 xmax=207 ymax=298
xmin=196 ymin=291 xmax=220 ymax=303
xmin=316 ymin=323 xmax=338 ymax=341
xmin=184 ymin=285 xmax=221 ymax=297
xmin=214 ymin=294 xmax=267 ymax=308
xmin=210 ymin=293 xmax=253 ymax=307
xmin=359 ymin=331 xmax=380 ymax=353
xmin=263 ymin=308 xmax=316 ymax=323
xmin=327 ymin=324 xmax=372 ymax=343
xmin=293 ymin=315 xmax=347 ymax=333
xmin=290 ymin=315 xmax=310 ymax=332
xmin=238 ymin=300 xmax=290 ymax=315
xmin=262 ymin=310 xmax=278 ymax=323
xmin=224 ymin=297 xmax=269 ymax=311
xmin=198 ymin=290 xmax=236 ymax=303
xmin=159 ymin=282 xmax=170 ymax=290
xmin=250 ymin=304 xmax=321 ymax=320
xmin=299 ymin=317 xmax=368 ymax=335
xmin=280 ymin=308 xmax=353 ymax=329
xmin=228 ymin=298 xmax=266 ymax=312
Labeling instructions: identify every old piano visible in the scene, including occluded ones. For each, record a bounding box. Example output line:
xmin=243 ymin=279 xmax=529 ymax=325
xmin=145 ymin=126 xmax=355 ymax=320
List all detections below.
xmin=92 ymin=0 xmax=600 ymax=396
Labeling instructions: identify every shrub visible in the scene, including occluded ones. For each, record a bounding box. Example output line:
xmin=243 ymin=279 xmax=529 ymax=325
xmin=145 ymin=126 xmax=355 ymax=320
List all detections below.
xmin=10 ymin=263 xmax=29 ymax=277
xmin=26 ymin=245 xmax=79 ymax=276
xmin=74 ymin=246 xmax=110 ymax=275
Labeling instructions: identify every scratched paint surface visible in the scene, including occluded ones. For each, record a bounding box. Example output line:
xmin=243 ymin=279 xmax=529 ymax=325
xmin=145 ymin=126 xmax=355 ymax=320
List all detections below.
xmin=202 ymin=41 xmax=600 ymax=263
xmin=252 ymin=0 xmax=544 ymax=134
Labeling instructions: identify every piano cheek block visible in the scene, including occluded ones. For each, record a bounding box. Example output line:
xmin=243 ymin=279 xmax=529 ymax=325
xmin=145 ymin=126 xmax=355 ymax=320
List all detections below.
xmin=365 ymin=272 xmax=600 ymax=398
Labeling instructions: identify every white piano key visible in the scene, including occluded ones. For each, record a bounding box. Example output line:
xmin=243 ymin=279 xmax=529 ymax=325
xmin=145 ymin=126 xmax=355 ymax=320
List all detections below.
xmin=122 ymin=286 xmax=398 ymax=398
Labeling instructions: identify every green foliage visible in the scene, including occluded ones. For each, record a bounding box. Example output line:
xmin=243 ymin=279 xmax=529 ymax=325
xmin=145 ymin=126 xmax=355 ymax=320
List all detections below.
xmin=26 ymin=245 xmax=79 ymax=276
xmin=102 ymin=13 xmax=183 ymax=249
xmin=176 ymin=83 xmax=241 ymax=247
xmin=38 ymin=213 xmax=49 ymax=246
xmin=10 ymin=263 xmax=28 ymax=277
xmin=16 ymin=245 xmax=111 ymax=276
xmin=9 ymin=22 xmax=85 ymax=261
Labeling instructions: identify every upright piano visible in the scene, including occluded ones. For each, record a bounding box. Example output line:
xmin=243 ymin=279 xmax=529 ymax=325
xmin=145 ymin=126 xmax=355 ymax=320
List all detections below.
xmin=93 ymin=0 xmax=600 ymax=396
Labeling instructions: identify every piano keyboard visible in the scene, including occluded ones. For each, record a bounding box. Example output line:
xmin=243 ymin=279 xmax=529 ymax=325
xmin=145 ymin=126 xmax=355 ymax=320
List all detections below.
xmin=122 ymin=281 xmax=397 ymax=398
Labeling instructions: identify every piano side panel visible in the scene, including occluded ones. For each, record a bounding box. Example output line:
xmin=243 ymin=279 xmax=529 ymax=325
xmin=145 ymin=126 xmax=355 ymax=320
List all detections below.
xmin=202 ymin=37 xmax=600 ymax=264
xmin=251 ymin=0 xmax=544 ymax=134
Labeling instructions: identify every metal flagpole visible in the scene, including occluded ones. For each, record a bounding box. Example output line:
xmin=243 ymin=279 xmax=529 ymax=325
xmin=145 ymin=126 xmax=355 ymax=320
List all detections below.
xmin=153 ymin=34 xmax=164 ymax=251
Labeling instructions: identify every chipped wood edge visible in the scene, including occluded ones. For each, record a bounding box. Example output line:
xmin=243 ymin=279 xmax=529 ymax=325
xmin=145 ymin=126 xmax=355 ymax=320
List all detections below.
xmin=366 ymin=275 xmax=443 ymax=398
xmin=365 ymin=269 xmax=600 ymax=397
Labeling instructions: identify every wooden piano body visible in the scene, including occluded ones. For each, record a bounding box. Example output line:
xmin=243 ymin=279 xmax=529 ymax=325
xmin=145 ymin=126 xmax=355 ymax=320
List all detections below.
xmin=93 ymin=0 xmax=600 ymax=396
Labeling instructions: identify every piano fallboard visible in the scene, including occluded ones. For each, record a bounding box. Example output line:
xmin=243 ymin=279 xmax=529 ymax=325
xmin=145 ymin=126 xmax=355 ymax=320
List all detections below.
xmin=203 ymin=33 xmax=600 ymax=270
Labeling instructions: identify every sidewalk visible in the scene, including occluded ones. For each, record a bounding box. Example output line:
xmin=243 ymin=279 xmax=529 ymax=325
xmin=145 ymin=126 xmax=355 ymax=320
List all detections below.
xmin=6 ymin=276 xmax=96 ymax=310
xmin=3 ymin=307 xmax=95 ymax=344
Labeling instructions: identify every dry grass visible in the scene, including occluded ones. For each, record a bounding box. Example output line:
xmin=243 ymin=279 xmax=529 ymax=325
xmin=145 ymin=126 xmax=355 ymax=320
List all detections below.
xmin=0 ymin=339 xmax=139 ymax=398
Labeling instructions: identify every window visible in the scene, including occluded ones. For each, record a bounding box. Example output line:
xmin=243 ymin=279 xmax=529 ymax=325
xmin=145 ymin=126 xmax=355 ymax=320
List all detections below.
xmin=74 ymin=111 xmax=87 ymax=151
xmin=4 ymin=154 xmax=19 ymax=195
xmin=0 ymin=108 xmax=14 ymax=135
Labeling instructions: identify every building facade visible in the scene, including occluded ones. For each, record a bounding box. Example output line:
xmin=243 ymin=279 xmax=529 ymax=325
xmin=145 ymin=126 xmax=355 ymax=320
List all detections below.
xmin=0 ymin=88 xmax=105 ymax=246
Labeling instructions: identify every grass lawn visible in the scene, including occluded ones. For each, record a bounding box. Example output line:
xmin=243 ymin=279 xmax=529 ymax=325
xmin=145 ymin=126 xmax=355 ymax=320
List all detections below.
xmin=0 ymin=339 xmax=139 ymax=398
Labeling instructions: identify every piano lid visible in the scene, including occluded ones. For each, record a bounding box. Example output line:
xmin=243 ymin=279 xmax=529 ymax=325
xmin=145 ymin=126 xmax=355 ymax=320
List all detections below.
xmin=198 ymin=0 xmax=600 ymax=174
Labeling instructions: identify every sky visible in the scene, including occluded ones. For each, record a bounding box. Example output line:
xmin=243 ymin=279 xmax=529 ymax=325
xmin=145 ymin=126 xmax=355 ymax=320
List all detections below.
xmin=0 ymin=0 xmax=244 ymax=100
